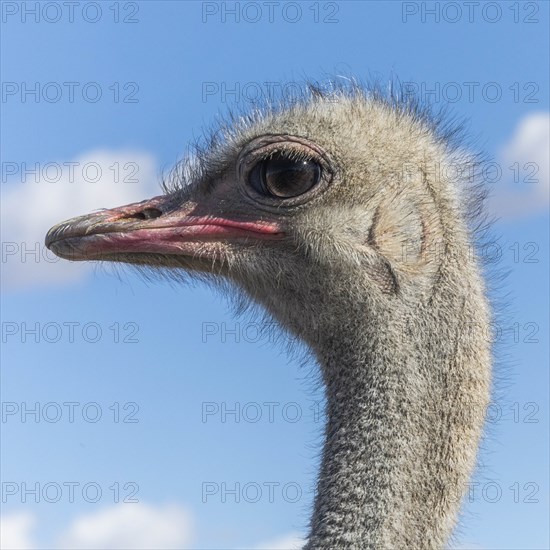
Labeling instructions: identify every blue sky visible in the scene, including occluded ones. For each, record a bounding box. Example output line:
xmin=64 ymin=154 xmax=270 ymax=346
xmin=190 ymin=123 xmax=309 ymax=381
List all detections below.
xmin=1 ymin=1 xmax=549 ymax=549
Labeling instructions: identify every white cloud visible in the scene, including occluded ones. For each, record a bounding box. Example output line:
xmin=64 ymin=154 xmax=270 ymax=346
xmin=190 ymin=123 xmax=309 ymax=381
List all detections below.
xmin=0 ymin=511 xmax=37 ymax=549
xmin=1 ymin=149 xmax=158 ymax=290
xmin=0 ymin=506 xmax=305 ymax=550
xmin=0 ymin=503 xmax=193 ymax=550
xmin=489 ymin=112 xmax=549 ymax=219
xmin=253 ymin=532 xmax=304 ymax=550
xmin=57 ymin=502 xmax=194 ymax=550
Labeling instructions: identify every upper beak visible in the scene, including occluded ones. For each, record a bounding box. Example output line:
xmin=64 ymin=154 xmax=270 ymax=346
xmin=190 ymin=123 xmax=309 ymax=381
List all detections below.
xmin=45 ymin=194 xmax=283 ymax=262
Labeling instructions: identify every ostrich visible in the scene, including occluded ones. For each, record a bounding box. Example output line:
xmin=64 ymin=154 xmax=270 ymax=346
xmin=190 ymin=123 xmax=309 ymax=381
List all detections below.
xmin=45 ymin=83 xmax=492 ymax=549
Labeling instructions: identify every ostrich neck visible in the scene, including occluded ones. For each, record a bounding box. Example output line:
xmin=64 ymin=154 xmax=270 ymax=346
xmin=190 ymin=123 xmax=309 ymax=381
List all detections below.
xmin=304 ymin=281 xmax=490 ymax=549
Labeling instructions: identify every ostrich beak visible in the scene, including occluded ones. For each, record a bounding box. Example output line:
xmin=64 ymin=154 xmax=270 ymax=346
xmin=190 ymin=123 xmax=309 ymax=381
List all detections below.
xmin=45 ymin=194 xmax=283 ymax=262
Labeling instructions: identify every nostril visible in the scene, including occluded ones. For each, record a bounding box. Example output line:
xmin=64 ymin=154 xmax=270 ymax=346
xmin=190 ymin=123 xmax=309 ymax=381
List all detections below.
xmin=141 ymin=208 xmax=163 ymax=220
xmin=122 ymin=208 xmax=163 ymax=221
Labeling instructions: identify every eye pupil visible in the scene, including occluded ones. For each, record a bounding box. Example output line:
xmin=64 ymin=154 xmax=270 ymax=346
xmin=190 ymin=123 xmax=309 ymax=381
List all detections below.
xmin=249 ymin=154 xmax=321 ymax=199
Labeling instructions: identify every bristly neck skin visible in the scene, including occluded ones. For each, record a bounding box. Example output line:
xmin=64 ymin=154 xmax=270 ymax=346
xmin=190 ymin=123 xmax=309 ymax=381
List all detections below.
xmin=296 ymin=258 xmax=491 ymax=550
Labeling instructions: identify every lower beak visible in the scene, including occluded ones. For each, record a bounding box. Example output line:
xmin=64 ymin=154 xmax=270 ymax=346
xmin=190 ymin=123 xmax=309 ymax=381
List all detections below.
xmin=45 ymin=194 xmax=283 ymax=261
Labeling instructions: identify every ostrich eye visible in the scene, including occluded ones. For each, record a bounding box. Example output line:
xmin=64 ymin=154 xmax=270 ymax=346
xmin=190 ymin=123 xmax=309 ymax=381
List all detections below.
xmin=248 ymin=154 xmax=321 ymax=199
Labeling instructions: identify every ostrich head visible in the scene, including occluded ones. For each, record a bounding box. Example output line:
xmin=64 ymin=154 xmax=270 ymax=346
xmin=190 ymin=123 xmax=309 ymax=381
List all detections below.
xmin=45 ymin=92 xmax=452 ymax=349
xmin=46 ymin=86 xmax=491 ymax=549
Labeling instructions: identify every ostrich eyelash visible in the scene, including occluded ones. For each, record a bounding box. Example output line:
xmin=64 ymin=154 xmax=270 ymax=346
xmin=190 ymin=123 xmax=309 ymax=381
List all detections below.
xmin=263 ymin=147 xmax=317 ymax=166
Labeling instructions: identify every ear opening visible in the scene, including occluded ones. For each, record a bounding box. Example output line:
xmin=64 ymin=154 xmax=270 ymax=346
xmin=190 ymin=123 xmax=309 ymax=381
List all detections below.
xmin=367 ymin=191 xmax=432 ymax=273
